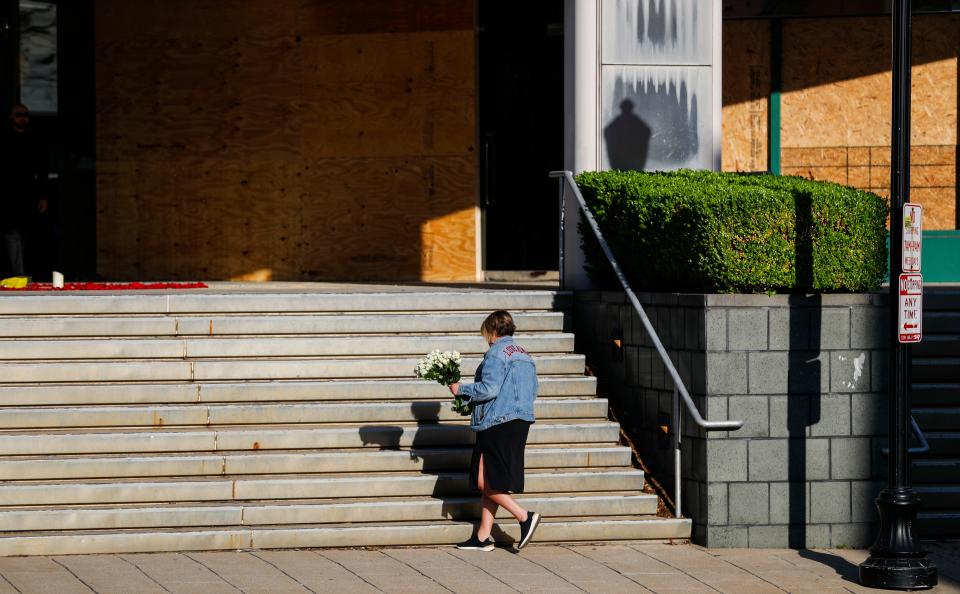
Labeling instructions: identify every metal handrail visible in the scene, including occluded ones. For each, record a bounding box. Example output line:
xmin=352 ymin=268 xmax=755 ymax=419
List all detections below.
xmin=909 ymin=416 xmax=931 ymax=454
xmin=550 ymin=169 xmax=744 ymax=518
xmin=882 ymin=416 xmax=930 ymax=455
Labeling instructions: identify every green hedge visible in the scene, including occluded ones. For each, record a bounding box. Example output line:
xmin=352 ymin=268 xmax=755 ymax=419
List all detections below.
xmin=575 ymin=170 xmax=888 ymax=293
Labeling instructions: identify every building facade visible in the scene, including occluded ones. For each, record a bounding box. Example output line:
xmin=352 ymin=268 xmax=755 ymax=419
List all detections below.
xmin=1 ymin=0 xmax=957 ymax=282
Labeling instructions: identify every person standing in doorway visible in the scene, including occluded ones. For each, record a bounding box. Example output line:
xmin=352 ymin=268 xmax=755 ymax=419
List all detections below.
xmin=449 ymin=310 xmax=542 ymax=551
xmin=1 ymin=103 xmax=47 ymax=276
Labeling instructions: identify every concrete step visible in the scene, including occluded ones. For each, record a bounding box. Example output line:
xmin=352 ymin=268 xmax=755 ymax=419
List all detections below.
xmin=0 ymin=421 xmax=621 ymax=456
xmin=0 ymin=468 xmax=645 ymax=506
xmin=920 ymin=433 xmax=960 ymax=456
xmin=0 ymin=398 xmax=609 ymax=430
xmin=915 ymin=485 xmax=960 ymax=510
xmin=0 ymin=353 xmax=586 ymax=384
xmin=0 ymin=493 xmax=658 ymax=532
xmin=912 ymin=289 xmax=960 ymax=538
xmin=0 ymin=516 xmax=690 ymax=556
xmin=912 ymin=383 xmax=960 ymax=407
xmin=912 ymin=359 xmax=960 ymax=382
xmin=0 ymin=291 xmax=571 ymax=316
xmin=924 ymin=312 xmax=960 ymax=333
xmin=0 ymin=445 xmax=633 ymax=481
xmin=913 ymin=407 xmax=960 ymax=431
xmin=912 ymin=458 xmax=960 ymax=483
xmin=0 ymin=312 xmax=566 ymax=338
xmin=917 ymin=512 xmax=960 ymax=538
xmin=912 ymin=336 xmax=960 ymax=358
xmin=0 ymin=334 xmax=575 ymax=361
xmin=0 ymin=376 xmax=597 ymax=406
xmin=924 ymin=289 xmax=960 ymax=311
xmin=0 ymin=288 xmax=681 ymax=555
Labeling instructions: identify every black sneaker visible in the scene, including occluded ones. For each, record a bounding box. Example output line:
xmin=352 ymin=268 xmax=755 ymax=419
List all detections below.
xmin=456 ymin=534 xmax=495 ymax=551
xmin=517 ymin=511 xmax=541 ymax=549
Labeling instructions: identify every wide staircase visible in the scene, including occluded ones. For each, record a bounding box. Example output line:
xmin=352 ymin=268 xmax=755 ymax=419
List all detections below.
xmin=0 ymin=288 xmax=688 ymax=555
xmin=913 ymin=286 xmax=960 ymax=537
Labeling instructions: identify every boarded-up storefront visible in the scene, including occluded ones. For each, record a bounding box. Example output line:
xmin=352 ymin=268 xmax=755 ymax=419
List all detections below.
xmin=723 ymin=14 xmax=959 ymax=231
xmin=95 ymin=1 xmax=478 ymax=282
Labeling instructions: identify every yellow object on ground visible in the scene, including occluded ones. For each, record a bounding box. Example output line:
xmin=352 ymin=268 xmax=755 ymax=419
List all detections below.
xmin=0 ymin=276 xmax=29 ymax=288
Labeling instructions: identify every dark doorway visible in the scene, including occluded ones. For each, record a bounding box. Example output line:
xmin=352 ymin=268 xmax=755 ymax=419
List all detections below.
xmin=478 ymin=1 xmax=563 ymax=272
xmin=0 ymin=0 xmax=95 ymax=280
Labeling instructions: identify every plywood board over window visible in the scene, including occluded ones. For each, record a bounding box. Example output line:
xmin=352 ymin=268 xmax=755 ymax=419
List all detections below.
xmin=95 ymin=0 xmax=478 ymax=281
xmin=721 ymin=15 xmax=959 ymax=230
xmin=721 ymin=20 xmax=770 ymax=173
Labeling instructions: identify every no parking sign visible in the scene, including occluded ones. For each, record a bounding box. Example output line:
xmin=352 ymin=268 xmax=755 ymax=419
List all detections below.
xmin=898 ymin=273 xmax=922 ymax=343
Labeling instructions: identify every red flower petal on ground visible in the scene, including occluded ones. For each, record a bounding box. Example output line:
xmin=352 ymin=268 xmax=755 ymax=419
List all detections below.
xmin=0 ymin=282 xmax=209 ymax=291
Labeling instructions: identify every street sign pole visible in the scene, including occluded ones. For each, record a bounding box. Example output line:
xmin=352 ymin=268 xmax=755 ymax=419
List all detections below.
xmin=859 ymin=0 xmax=937 ymax=589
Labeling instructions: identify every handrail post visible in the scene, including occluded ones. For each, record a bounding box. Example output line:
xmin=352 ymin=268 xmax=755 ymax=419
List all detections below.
xmin=910 ymin=416 xmax=930 ymax=454
xmin=558 ymin=177 xmax=566 ymax=290
xmin=673 ymin=383 xmax=682 ymax=518
xmin=881 ymin=416 xmax=930 ymax=455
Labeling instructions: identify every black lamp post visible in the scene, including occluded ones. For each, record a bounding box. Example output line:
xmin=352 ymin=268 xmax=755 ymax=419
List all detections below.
xmin=858 ymin=0 xmax=937 ymax=589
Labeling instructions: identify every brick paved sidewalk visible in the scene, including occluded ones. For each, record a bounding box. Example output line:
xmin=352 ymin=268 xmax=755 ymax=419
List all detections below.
xmin=0 ymin=542 xmax=957 ymax=593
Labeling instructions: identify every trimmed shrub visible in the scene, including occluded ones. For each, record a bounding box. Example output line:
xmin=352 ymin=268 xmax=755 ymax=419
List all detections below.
xmin=575 ymin=170 xmax=888 ymax=293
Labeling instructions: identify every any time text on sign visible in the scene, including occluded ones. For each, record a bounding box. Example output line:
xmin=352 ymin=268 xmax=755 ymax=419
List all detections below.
xmin=898 ymin=273 xmax=923 ymax=343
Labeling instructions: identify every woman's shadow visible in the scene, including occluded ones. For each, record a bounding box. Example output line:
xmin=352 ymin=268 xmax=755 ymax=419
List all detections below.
xmin=358 ymin=400 xmax=516 ymax=546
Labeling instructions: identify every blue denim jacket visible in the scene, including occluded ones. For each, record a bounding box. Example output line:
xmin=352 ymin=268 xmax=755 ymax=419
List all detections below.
xmin=458 ymin=335 xmax=538 ymax=432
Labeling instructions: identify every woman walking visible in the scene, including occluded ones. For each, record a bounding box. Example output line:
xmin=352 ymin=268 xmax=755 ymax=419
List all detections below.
xmin=449 ymin=310 xmax=542 ymax=551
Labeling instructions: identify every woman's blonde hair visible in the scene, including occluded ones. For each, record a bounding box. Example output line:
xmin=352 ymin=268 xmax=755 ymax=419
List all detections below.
xmin=481 ymin=310 xmax=516 ymax=341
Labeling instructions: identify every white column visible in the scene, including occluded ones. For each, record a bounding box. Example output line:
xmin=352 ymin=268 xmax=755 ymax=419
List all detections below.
xmin=712 ymin=0 xmax=723 ymax=172
xmin=563 ymin=0 xmax=599 ymax=289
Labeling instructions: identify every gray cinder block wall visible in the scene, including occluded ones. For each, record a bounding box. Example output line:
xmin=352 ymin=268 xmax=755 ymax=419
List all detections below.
xmin=574 ymin=291 xmax=889 ymax=548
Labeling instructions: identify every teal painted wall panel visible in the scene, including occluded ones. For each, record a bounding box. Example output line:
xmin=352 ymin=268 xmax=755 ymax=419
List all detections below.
xmin=885 ymin=231 xmax=960 ymax=283
xmin=924 ymin=231 xmax=960 ymax=282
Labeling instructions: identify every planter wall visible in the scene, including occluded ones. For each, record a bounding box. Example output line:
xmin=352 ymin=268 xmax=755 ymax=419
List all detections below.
xmin=574 ymin=290 xmax=890 ymax=548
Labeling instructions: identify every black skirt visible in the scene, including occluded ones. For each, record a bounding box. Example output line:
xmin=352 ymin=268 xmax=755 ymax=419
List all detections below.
xmin=469 ymin=419 xmax=532 ymax=494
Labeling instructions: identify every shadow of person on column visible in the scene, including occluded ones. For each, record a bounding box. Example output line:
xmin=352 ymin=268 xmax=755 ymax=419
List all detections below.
xmin=604 ymin=99 xmax=651 ymax=171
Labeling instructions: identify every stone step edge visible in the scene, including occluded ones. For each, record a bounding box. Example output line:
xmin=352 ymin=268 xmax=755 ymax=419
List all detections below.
xmin=0 ymin=344 xmax=578 ymax=362
xmin=0 ymin=399 xmax=608 ymax=430
xmin=0 ymin=291 xmax=572 ymax=316
xmin=0 ymin=419 xmax=617 ymax=436
xmin=0 ymin=517 xmax=690 ymax=556
xmin=0 ymin=310 xmax=566 ymax=332
xmin=0 ymin=469 xmax=646 ymax=504
xmin=0 ymin=376 xmax=598 ymax=406
xmin=1 ymin=466 xmax=643 ymax=487
xmin=0 ymin=309 xmax=566 ymax=316
xmin=0 ymin=422 xmax=620 ymax=457
xmin=0 ymin=443 xmax=628 ymax=462
xmin=0 ymin=446 xmax=633 ymax=481
xmin=0 ymin=355 xmax=586 ymax=384
xmin=0 ymin=494 xmax=660 ymax=532
xmin=0 ymin=324 xmax=573 ymax=338
xmin=0 ymin=331 xmax=574 ymax=354
xmin=0 ymin=490 xmax=649 ymax=511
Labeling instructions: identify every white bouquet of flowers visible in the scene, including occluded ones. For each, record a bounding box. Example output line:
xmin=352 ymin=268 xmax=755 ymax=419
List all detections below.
xmin=415 ymin=350 xmax=468 ymax=415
